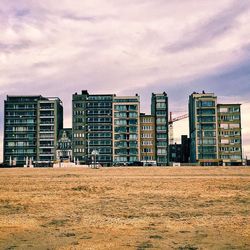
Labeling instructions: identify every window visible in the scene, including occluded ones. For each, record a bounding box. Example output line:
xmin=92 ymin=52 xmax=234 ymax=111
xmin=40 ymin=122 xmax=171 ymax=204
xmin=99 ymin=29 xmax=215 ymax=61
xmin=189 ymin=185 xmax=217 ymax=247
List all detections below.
xmin=157 ymin=149 xmax=166 ymax=154
xmin=221 ymin=139 xmax=229 ymax=144
xmin=142 ymin=126 xmax=153 ymax=131
xmin=143 ymin=148 xmax=153 ymax=153
xmin=220 ymin=123 xmax=229 ymax=129
xmin=156 ymin=111 xmax=166 ymax=116
xmin=229 ymin=124 xmax=240 ymax=129
xmin=142 ymin=118 xmax=152 ymax=123
xmin=198 ymin=101 xmax=215 ymax=107
xmin=142 ymin=141 xmax=153 ymax=145
xmin=142 ymin=134 xmax=152 ymax=138
xmin=157 ymin=134 xmax=167 ymax=139
xmin=115 ymin=112 xmax=127 ymax=118
xmin=199 ymin=124 xmax=216 ymax=130
xmin=157 ymin=141 xmax=167 ymax=146
xmin=197 ymin=109 xmax=215 ymax=115
xmin=129 ymin=119 xmax=137 ymax=125
xmin=156 ymin=125 xmax=167 ymax=131
xmin=156 ymin=103 xmax=166 ymax=109
xmin=199 ymin=139 xmax=216 ymax=145
xmin=219 ymin=107 xmax=228 ymax=112
xmin=129 ymin=105 xmax=137 ymax=111
xmin=129 ymin=134 xmax=137 ymax=140
xmin=198 ymin=116 xmax=215 ymax=122
xmin=115 ymin=105 xmax=127 ymax=111
xmin=115 ymin=119 xmax=127 ymax=125
xmin=156 ymin=118 xmax=166 ymax=124
xmin=129 ymin=112 xmax=137 ymax=118
xmin=114 ymin=156 xmax=127 ymax=162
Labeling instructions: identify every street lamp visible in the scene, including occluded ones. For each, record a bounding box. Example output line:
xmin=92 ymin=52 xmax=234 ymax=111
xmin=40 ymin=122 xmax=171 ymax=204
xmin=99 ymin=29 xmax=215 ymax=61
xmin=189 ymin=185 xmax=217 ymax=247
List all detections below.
xmin=91 ymin=150 xmax=99 ymax=169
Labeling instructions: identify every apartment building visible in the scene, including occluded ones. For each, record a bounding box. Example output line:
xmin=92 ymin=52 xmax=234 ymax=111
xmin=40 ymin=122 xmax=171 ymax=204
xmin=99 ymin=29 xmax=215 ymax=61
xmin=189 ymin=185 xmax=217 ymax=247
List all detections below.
xmin=189 ymin=92 xmax=219 ymax=166
xmin=72 ymin=91 xmax=113 ymax=166
xmin=140 ymin=113 xmax=156 ymax=165
xmin=113 ymin=95 xmax=140 ymax=164
xmin=37 ymin=98 xmax=63 ymax=163
xmin=4 ymin=95 xmax=63 ymax=166
xmin=151 ymin=92 xmax=169 ymax=166
xmin=72 ymin=91 xmax=87 ymax=164
xmin=86 ymin=94 xmax=113 ymax=166
xmin=217 ymin=104 xmax=242 ymax=166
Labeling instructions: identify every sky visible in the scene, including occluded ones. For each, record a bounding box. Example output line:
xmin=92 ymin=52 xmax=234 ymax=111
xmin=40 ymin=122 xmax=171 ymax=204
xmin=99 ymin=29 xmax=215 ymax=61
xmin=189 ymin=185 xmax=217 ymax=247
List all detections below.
xmin=0 ymin=0 xmax=250 ymax=161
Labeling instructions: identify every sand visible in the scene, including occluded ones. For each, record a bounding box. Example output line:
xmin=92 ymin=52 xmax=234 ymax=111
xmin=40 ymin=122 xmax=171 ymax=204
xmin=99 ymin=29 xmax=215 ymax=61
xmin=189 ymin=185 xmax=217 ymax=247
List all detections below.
xmin=0 ymin=167 xmax=249 ymax=250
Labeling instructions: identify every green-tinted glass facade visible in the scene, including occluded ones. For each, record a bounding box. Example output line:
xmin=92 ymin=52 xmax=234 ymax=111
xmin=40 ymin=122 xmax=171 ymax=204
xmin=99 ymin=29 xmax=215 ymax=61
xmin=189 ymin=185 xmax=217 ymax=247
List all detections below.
xmin=151 ymin=93 xmax=168 ymax=166
xmin=72 ymin=91 xmax=113 ymax=166
xmin=4 ymin=96 xmax=63 ymax=166
xmin=189 ymin=92 xmax=219 ymax=165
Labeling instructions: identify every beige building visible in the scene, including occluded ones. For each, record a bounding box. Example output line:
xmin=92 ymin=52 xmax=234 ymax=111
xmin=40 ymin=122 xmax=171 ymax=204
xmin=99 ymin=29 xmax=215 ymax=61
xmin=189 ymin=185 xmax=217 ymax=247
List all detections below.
xmin=217 ymin=104 xmax=242 ymax=166
xmin=112 ymin=95 xmax=140 ymax=165
xmin=140 ymin=113 xmax=156 ymax=165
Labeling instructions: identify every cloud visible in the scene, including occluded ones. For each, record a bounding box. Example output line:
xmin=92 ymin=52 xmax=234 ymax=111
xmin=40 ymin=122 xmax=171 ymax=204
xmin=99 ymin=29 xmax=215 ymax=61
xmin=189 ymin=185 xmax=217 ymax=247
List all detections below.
xmin=164 ymin=0 xmax=250 ymax=52
xmin=0 ymin=0 xmax=250 ymax=161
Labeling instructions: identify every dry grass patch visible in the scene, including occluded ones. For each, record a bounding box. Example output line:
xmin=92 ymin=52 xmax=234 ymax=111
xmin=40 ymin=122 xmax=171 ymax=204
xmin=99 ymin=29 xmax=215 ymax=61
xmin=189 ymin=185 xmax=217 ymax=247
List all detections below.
xmin=0 ymin=167 xmax=249 ymax=249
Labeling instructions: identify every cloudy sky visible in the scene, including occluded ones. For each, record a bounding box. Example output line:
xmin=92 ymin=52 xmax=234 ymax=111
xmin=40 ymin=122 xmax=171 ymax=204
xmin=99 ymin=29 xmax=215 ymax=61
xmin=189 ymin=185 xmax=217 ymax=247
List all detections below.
xmin=0 ymin=0 xmax=250 ymax=161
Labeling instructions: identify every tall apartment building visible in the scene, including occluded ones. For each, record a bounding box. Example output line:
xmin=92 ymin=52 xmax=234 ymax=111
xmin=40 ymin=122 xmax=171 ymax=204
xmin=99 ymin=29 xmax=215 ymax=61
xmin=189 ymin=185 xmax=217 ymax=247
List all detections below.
xmin=4 ymin=95 xmax=63 ymax=166
xmin=72 ymin=91 xmax=113 ymax=166
xmin=72 ymin=91 xmax=87 ymax=164
xmin=189 ymin=92 xmax=219 ymax=166
xmin=217 ymin=104 xmax=242 ymax=166
xmin=113 ymin=95 xmax=140 ymax=164
xmin=151 ymin=92 xmax=169 ymax=166
xmin=37 ymin=98 xmax=63 ymax=163
xmin=87 ymin=94 xmax=113 ymax=166
xmin=140 ymin=113 xmax=156 ymax=165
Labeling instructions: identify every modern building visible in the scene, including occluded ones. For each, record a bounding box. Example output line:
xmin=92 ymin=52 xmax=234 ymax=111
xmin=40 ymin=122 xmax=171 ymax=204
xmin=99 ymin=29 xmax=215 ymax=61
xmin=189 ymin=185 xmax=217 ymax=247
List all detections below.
xmin=169 ymin=143 xmax=182 ymax=163
xmin=56 ymin=128 xmax=73 ymax=162
xmin=37 ymin=98 xmax=63 ymax=163
xmin=72 ymin=91 xmax=113 ymax=166
xmin=72 ymin=91 xmax=87 ymax=164
xmin=86 ymin=94 xmax=113 ymax=166
xmin=217 ymin=104 xmax=243 ymax=166
xmin=140 ymin=113 xmax=156 ymax=165
xmin=151 ymin=92 xmax=169 ymax=166
xmin=113 ymin=95 xmax=140 ymax=165
xmin=4 ymin=95 xmax=63 ymax=166
xmin=189 ymin=92 xmax=219 ymax=166
xmin=181 ymin=135 xmax=190 ymax=163
xmin=169 ymin=135 xmax=190 ymax=164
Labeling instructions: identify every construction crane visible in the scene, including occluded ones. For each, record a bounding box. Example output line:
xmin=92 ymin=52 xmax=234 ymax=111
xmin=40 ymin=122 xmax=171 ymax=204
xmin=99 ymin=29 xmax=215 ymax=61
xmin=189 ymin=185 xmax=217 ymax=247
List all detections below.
xmin=169 ymin=112 xmax=189 ymax=145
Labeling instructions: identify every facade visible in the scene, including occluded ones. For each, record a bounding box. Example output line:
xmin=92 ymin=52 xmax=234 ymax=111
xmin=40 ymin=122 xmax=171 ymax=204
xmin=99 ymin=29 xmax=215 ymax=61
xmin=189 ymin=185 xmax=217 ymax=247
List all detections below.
xmin=169 ymin=136 xmax=190 ymax=164
xmin=189 ymin=92 xmax=219 ymax=166
xmin=181 ymin=135 xmax=190 ymax=163
xmin=72 ymin=91 xmax=113 ymax=166
xmin=217 ymin=104 xmax=242 ymax=166
xmin=86 ymin=94 xmax=113 ymax=166
xmin=56 ymin=129 xmax=73 ymax=162
xmin=113 ymin=95 xmax=140 ymax=164
xmin=151 ymin=92 xmax=169 ymax=166
xmin=72 ymin=91 xmax=87 ymax=164
xmin=4 ymin=91 xmax=243 ymax=167
xmin=4 ymin=95 xmax=63 ymax=166
xmin=140 ymin=113 xmax=156 ymax=165
xmin=37 ymin=98 xmax=63 ymax=163
xmin=169 ymin=143 xmax=182 ymax=163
